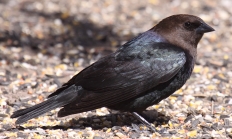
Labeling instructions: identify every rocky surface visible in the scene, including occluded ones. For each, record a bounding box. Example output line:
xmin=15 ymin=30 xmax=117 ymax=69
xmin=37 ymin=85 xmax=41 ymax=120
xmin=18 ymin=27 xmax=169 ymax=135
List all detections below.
xmin=0 ymin=0 xmax=231 ymax=138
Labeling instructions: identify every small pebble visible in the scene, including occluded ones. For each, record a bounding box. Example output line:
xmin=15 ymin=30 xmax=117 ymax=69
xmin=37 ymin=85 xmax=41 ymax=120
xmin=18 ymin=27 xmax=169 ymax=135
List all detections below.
xmin=93 ymin=136 xmax=103 ymax=139
xmin=191 ymin=119 xmax=200 ymax=129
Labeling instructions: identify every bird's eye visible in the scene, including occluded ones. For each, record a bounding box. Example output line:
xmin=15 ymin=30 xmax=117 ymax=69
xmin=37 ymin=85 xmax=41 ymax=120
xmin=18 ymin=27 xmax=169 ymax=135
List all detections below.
xmin=184 ymin=21 xmax=191 ymax=28
xmin=184 ymin=21 xmax=202 ymax=31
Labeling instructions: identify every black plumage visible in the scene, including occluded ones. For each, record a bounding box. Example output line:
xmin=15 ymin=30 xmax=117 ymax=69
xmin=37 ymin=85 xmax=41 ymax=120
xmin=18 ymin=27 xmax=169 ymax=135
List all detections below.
xmin=11 ymin=14 xmax=214 ymax=131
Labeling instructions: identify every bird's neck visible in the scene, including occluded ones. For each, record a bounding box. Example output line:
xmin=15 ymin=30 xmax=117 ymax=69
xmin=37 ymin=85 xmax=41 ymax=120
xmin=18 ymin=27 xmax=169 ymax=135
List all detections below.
xmin=184 ymin=48 xmax=196 ymax=75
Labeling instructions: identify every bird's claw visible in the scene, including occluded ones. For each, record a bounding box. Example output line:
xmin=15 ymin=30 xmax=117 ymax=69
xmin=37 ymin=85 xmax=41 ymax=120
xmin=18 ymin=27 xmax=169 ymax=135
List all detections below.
xmin=132 ymin=112 xmax=159 ymax=133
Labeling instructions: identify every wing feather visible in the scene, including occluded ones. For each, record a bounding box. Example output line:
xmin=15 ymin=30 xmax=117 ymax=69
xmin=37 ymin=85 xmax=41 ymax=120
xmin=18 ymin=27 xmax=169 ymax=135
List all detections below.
xmin=58 ymin=42 xmax=186 ymax=117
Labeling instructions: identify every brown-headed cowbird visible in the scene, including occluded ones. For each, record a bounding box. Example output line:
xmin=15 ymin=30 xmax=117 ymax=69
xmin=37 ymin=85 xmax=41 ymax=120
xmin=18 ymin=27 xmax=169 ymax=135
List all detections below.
xmin=11 ymin=14 xmax=214 ymax=132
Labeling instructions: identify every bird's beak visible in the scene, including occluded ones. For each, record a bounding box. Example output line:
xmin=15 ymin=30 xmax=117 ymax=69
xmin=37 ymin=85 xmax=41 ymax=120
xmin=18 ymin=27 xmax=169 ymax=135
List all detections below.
xmin=196 ymin=23 xmax=215 ymax=34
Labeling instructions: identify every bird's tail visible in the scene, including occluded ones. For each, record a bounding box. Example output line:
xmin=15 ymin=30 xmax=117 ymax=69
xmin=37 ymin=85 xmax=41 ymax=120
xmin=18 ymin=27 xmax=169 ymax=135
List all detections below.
xmin=11 ymin=85 xmax=82 ymax=124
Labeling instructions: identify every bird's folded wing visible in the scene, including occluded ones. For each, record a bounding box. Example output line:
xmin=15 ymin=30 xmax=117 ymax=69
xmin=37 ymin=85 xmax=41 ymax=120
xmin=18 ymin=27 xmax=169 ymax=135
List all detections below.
xmin=57 ymin=43 xmax=186 ymax=116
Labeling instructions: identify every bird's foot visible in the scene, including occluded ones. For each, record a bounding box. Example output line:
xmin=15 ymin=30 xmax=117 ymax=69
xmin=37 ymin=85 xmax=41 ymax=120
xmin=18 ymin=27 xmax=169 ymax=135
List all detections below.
xmin=131 ymin=112 xmax=158 ymax=133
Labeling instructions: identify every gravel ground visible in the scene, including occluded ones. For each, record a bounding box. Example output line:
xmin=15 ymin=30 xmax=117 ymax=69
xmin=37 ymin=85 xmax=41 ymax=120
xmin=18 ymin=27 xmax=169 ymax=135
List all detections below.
xmin=0 ymin=0 xmax=232 ymax=138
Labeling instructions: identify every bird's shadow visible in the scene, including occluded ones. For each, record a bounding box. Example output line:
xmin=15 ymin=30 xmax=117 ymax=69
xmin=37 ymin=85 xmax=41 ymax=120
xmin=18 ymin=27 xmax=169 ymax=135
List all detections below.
xmin=8 ymin=110 xmax=170 ymax=132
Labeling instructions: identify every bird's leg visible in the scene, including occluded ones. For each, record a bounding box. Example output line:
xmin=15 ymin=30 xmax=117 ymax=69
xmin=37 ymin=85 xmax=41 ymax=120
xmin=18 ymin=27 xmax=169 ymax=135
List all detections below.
xmin=131 ymin=112 xmax=156 ymax=132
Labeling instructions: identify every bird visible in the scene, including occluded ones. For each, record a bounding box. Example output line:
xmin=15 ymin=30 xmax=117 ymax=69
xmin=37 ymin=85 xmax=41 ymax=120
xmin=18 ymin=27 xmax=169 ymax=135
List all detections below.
xmin=11 ymin=14 xmax=214 ymax=132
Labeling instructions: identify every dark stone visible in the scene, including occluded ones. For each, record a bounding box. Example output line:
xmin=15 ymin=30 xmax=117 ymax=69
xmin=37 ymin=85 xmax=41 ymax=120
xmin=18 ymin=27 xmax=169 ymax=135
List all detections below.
xmin=220 ymin=115 xmax=229 ymax=119
xmin=184 ymin=115 xmax=193 ymax=123
xmin=211 ymin=123 xmax=218 ymax=130
xmin=169 ymin=130 xmax=177 ymax=134
xmin=191 ymin=119 xmax=200 ymax=129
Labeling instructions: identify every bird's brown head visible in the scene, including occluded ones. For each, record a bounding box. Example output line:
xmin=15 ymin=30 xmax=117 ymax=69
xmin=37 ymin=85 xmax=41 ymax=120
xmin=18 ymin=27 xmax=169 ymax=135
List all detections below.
xmin=152 ymin=14 xmax=214 ymax=55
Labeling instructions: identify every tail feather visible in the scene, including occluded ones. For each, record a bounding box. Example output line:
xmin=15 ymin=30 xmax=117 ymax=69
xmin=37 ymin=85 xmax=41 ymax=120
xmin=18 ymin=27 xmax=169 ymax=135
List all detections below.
xmin=14 ymin=98 xmax=58 ymax=124
xmin=11 ymin=98 xmax=54 ymax=118
xmin=11 ymin=85 xmax=82 ymax=124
